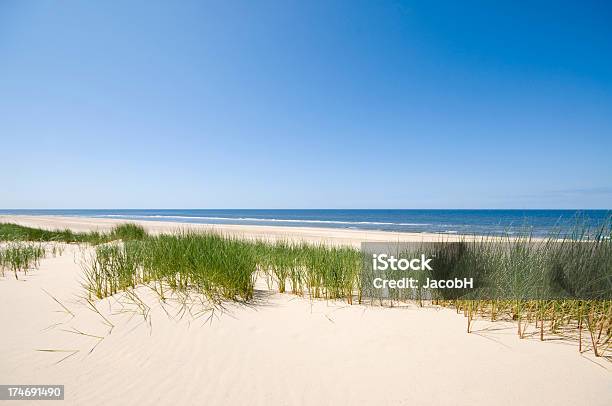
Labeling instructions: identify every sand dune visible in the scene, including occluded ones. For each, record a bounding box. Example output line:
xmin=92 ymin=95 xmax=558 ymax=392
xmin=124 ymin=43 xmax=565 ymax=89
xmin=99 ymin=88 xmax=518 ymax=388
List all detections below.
xmin=0 ymin=216 xmax=610 ymax=405
xmin=0 ymin=251 xmax=610 ymax=405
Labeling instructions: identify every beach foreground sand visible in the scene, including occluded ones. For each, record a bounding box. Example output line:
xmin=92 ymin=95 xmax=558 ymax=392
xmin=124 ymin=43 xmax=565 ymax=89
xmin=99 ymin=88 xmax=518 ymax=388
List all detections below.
xmin=0 ymin=216 xmax=610 ymax=405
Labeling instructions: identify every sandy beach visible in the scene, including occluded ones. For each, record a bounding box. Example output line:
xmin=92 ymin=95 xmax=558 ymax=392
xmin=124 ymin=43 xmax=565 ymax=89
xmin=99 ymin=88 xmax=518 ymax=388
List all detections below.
xmin=0 ymin=215 xmax=502 ymax=247
xmin=0 ymin=216 xmax=610 ymax=405
xmin=4 ymin=0 xmax=611 ymax=404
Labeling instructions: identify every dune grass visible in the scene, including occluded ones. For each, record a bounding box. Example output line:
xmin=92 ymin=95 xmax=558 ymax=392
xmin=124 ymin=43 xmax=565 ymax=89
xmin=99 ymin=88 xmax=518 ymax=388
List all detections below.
xmin=83 ymin=232 xmax=257 ymax=303
xmin=80 ymin=222 xmax=611 ymax=356
xmin=255 ymin=241 xmax=362 ymax=301
xmin=0 ymin=243 xmax=46 ymax=279
xmin=0 ymin=222 xmax=146 ymax=244
xmin=364 ymin=223 xmax=612 ymax=355
xmin=109 ymin=223 xmax=147 ymax=241
xmin=83 ymin=232 xmax=363 ymax=306
xmin=0 ymin=222 xmax=146 ymax=280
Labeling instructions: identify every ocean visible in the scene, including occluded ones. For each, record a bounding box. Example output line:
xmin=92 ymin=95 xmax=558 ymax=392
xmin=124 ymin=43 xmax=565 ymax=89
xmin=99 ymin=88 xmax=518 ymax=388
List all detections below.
xmin=1 ymin=209 xmax=609 ymax=237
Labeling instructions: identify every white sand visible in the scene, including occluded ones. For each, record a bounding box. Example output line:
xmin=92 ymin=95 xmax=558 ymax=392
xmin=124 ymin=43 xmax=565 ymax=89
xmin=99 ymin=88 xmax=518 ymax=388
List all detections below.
xmin=0 ymin=216 xmax=610 ymax=405
xmin=0 ymin=215 xmax=508 ymax=247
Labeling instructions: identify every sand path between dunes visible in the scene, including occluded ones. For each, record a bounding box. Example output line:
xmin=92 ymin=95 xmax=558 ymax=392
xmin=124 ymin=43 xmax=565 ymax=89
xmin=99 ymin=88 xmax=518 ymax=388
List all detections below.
xmin=0 ymin=242 xmax=610 ymax=406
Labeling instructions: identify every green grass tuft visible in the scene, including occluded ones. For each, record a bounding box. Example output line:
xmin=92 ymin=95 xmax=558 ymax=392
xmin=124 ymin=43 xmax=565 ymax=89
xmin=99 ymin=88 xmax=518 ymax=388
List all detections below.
xmin=0 ymin=244 xmax=46 ymax=279
xmin=0 ymin=222 xmax=147 ymax=245
xmin=110 ymin=223 xmax=147 ymax=241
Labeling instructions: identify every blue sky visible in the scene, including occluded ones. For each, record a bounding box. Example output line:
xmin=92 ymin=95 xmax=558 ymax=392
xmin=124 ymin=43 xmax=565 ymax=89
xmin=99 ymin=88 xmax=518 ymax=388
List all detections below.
xmin=1 ymin=1 xmax=611 ymax=209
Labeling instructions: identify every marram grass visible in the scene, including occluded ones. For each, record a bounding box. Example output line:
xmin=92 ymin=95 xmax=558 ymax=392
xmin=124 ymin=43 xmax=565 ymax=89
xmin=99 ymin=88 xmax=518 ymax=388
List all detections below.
xmin=0 ymin=222 xmax=147 ymax=244
xmin=0 ymin=222 xmax=146 ymax=279
xmin=83 ymin=233 xmax=363 ymax=306
xmin=79 ymin=222 xmax=610 ymax=356
xmin=0 ymin=243 xmax=45 ymax=279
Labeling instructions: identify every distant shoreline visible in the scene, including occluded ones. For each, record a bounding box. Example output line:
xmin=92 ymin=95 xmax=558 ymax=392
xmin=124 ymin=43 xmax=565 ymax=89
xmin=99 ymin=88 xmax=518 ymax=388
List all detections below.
xmin=0 ymin=215 xmax=498 ymax=247
xmin=1 ymin=208 xmax=608 ymax=237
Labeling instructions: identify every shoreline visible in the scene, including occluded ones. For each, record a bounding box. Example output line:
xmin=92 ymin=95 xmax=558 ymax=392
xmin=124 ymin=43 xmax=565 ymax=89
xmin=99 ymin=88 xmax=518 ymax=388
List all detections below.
xmin=0 ymin=215 xmax=490 ymax=247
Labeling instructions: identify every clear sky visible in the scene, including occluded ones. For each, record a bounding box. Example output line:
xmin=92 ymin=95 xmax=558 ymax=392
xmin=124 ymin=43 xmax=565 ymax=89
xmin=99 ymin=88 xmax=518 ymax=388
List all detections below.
xmin=1 ymin=1 xmax=611 ymax=209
